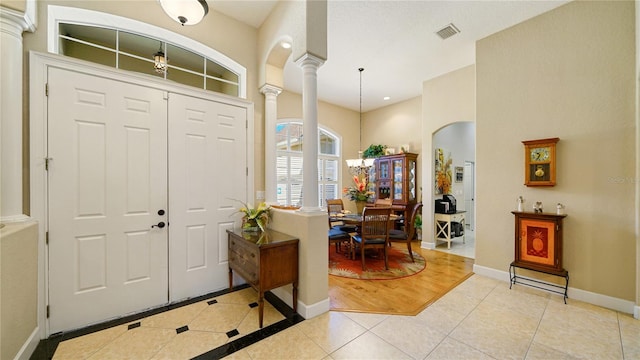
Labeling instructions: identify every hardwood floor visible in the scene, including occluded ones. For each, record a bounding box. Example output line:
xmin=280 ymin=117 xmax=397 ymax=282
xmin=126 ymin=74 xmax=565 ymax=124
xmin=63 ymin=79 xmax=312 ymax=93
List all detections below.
xmin=329 ymin=243 xmax=474 ymax=315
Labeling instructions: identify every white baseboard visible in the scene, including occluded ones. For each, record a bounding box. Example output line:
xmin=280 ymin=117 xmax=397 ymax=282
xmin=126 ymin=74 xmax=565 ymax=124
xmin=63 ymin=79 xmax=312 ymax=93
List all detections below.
xmin=270 ymin=287 xmax=330 ymax=320
xmin=14 ymin=326 xmax=40 ymax=360
xmin=473 ymin=264 xmax=636 ymax=315
xmin=420 ymin=241 xmax=435 ymax=250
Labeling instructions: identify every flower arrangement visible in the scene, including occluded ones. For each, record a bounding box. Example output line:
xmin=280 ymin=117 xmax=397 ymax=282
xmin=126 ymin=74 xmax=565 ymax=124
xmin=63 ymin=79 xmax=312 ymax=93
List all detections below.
xmin=343 ymin=175 xmax=374 ymax=202
xmin=234 ymin=200 xmax=271 ymax=232
xmin=435 ymin=148 xmax=453 ymax=195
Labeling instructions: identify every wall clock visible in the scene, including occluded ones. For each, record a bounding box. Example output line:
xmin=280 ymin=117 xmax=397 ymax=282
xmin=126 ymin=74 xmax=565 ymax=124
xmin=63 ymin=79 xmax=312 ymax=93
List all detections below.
xmin=522 ymin=137 xmax=559 ymax=187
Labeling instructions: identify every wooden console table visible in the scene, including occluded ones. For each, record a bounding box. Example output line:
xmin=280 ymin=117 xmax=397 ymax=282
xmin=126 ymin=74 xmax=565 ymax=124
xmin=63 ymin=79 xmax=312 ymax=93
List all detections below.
xmin=434 ymin=211 xmax=466 ymax=249
xmin=227 ymin=228 xmax=299 ymax=328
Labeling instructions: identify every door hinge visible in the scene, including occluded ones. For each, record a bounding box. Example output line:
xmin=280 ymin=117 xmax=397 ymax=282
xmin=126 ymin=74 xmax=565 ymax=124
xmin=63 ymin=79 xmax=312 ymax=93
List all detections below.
xmin=246 ymin=167 xmax=248 ymax=176
xmin=46 ymin=231 xmax=49 ymax=245
xmin=45 ymin=157 xmax=52 ymax=171
xmin=46 ymin=305 xmax=50 ymax=318
xmin=246 ymin=119 xmax=248 ymax=129
xmin=163 ymin=91 xmax=169 ymax=100
xmin=45 ymin=83 xmax=49 ymax=97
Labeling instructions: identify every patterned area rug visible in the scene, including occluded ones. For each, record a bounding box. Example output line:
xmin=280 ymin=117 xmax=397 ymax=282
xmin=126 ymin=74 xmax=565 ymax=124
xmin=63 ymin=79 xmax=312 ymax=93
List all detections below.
xmin=328 ymin=244 xmax=426 ymax=280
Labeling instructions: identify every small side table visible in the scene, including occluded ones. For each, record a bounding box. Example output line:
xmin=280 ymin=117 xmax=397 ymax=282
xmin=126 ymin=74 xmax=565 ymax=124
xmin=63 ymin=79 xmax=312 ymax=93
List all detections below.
xmin=434 ymin=211 xmax=466 ymax=249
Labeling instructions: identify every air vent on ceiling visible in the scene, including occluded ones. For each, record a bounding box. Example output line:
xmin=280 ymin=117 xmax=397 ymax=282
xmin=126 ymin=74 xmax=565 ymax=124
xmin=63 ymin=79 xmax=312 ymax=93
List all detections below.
xmin=436 ymin=23 xmax=460 ymax=40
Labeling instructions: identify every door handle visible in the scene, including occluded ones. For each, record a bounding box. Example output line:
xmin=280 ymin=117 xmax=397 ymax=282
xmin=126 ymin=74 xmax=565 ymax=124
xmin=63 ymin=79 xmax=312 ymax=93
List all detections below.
xmin=151 ymin=222 xmax=166 ymax=229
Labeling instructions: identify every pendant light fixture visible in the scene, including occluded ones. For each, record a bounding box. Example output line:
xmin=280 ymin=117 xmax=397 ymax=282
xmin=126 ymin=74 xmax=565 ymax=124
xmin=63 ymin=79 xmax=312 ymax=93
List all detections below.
xmin=346 ymin=67 xmax=375 ymax=175
xmin=153 ymin=44 xmax=167 ymax=73
xmin=159 ymin=0 xmax=209 ymax=26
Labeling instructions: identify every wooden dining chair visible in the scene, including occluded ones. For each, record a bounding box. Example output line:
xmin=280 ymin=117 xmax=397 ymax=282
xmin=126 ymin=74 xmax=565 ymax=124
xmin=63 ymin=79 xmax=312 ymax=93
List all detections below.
xmin=326 ymin=199 xmax=350 ymax=253
xmin=350 ymin=207 xmax=392 ymax=270
xmin=326 ymin=198 xmax=357 ymax=232
xmin=389 ymin=202 xmax=422 ymax=263
xmin=374 ymin=198 xmax=393 ymax=207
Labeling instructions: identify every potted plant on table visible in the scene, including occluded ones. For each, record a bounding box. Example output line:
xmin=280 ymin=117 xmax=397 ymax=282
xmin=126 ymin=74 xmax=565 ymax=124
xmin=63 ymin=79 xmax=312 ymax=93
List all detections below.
xmin=234 ymin=200 xmax=271 ymax=232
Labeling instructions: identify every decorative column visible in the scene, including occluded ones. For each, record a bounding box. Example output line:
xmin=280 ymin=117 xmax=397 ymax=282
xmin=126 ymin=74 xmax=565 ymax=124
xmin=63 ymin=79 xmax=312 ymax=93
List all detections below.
xmin=296 ymin=53 xmax=324 ymax=212
xmin=0 ymin=7 xmax=35 ymax=223
xmin=260 ymin=84 xmax=282 ymax=206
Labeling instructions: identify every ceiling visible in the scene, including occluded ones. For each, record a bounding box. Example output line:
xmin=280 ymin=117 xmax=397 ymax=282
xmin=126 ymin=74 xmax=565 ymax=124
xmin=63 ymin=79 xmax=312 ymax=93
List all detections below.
xmin=212 ymin=0 xmax=569 ymax=112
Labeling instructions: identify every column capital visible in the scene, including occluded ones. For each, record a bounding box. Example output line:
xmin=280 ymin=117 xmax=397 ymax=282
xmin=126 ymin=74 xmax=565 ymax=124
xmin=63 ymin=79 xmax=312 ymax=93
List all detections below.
xmin=1 ymin=6 xmax=36 ymax=33
xmin=259 ymin=84 xmax=282 ymax=97
xmin=294 ymin=53 xmax=325 ymax=69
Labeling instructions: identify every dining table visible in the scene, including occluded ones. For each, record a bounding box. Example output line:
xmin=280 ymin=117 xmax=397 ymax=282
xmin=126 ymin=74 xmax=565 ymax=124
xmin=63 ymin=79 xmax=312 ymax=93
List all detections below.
xmin=328 ymin=212 xmax=402 ymax=259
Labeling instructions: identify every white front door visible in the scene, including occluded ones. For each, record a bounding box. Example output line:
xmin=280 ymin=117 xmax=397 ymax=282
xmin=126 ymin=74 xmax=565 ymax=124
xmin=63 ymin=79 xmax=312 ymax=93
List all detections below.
xmin=47 ymin=68 xmax=169 ymax=333
xmin=168 ymin=93 xmax=247 ymax=301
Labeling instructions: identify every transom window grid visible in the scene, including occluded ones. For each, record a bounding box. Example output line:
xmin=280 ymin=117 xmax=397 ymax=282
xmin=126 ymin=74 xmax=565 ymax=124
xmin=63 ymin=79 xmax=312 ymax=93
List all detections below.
xmin=276 ymin=122 xmax=341 ymax=207
xmin=57 ymin=23 xmax=239 ymax=96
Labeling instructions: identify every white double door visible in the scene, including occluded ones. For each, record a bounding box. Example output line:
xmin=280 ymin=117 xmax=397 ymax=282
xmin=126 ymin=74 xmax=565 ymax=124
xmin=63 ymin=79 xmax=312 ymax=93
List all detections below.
xmin=47 ymin=67 xmax=246 ymax=333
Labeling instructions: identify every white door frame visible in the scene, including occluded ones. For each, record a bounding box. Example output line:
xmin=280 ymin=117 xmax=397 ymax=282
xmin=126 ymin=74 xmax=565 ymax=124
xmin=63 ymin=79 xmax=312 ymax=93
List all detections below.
xmin=29 ymin=51 xmax=254 ymax=337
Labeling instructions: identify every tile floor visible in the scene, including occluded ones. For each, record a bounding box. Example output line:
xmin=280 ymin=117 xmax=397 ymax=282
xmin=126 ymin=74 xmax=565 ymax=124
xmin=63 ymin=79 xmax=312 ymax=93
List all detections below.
xmin=44 ymin=274 xmax=640 ymax=359
xmin=434 ymin=227 xmax=475 ymax=259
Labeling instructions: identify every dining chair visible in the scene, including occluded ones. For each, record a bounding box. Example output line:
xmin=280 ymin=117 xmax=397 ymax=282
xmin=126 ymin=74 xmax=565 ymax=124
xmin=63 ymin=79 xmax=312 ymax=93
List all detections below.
xmin=374 ymin=198 xmax=393 ymax=207
xmin=326 ymin=198 xmax=357 ymax=232
xmin=326 ymin=199 xmax=351 ymax=253
xmin=389 ymin=202 xmax=422 ymax=263
xmin=350 ymin=207 xmax=392 ymax=270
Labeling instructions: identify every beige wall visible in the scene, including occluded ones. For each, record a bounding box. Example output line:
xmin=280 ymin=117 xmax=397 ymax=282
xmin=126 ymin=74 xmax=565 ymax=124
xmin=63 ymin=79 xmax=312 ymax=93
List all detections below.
xmin=476 ymin=1 xmax=635 ymax=300
xmin=362 ymin=96 xmax=422 ymax=157
xmin=422 ymin=65 xmax=476 ymax=247
xmin=1 ymin=1 xmax=26 ymax=12
xmin=1 ymin=221 xmax=38 ymax=360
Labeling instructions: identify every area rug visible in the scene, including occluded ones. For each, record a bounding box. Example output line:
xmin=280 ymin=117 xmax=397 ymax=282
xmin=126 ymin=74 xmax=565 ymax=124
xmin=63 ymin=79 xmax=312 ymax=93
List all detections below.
xmin=329 ymin=244 xmax=426 ymax=280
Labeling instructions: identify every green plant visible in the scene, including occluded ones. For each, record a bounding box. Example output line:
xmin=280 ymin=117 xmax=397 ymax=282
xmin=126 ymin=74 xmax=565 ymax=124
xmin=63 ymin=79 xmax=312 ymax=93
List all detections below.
xmin=233 ymin=200 xmax=271 ymax=231
xmin=362 ymin=144 xmax=386 ymax=158
xmin=414 ymin=214 xmax=422 ymax=230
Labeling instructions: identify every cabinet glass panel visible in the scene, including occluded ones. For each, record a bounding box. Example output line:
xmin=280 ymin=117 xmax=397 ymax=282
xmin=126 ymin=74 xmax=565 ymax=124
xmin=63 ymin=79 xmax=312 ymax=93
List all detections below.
xmin=379 ymin=161 xmax=389 ymax=180
xmin=409 ymin=159 xmax=416 ymax=201
xmin=393 ymin=160 xmax=403 ymax=200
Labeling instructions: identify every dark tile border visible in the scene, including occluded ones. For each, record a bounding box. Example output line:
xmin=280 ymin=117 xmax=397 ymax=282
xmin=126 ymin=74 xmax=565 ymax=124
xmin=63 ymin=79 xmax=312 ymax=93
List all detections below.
xmin=31 ymin=284 xmax=292 ymax=360
xmin=192 ymin=291 xmax=305 ymax=359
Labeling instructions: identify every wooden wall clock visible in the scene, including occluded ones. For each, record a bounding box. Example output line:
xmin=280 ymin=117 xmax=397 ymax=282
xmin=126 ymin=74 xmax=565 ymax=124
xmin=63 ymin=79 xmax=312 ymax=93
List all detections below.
xmin=522 ymin=137 xmax=559 ymax=186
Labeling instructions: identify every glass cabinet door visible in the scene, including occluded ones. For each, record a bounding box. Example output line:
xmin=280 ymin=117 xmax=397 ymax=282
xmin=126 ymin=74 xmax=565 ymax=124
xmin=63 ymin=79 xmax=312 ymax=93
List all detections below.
xmin=408 ymin=158 xmax=416 ymax=202
xmin=393 ymin=160 xmax=403 ymax=200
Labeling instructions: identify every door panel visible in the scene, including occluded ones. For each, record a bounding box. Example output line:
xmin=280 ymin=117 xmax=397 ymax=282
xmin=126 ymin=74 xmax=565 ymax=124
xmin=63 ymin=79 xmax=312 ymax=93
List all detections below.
xmin=168 ymin=93 xmax=247 ymax=301
xmin=48 ymin=68 xmax=169 ymax=333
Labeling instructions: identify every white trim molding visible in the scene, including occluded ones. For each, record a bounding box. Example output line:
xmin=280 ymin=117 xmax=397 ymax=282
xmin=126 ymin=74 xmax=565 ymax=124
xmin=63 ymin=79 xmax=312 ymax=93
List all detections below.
xmin=46 ymin=5 xmax=246 ymax=98
xmin=473 ymin=264 xmax=637 ymax=316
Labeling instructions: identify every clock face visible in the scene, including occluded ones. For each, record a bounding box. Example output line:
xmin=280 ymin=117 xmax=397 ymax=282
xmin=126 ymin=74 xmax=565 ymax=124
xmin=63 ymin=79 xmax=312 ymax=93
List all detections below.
xmin=530 ymin=147 xmax=550 ymax=162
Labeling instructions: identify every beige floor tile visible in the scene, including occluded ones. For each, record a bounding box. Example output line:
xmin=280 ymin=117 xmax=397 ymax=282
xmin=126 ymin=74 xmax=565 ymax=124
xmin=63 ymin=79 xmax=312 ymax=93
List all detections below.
xmin=188 ymin=302 xmax=251 ymax=332
xmin=430 ymin=288 xmax=483 ymax=318
xmin=449 ymin=302 xmax=537 ymax=360
xmin=618 ymin=313 xmax=640 ymax=359
xmin=150 ymin=330 xmax=229 ymax=360
xmin=370 ymin=315 xmax=447 ymax=359
xmin=483 ymin=283 xmax=550 ymax=320
xmin=340 ymin=311 xmax=389 ymax=329
xmin=450 ymin=274 xmax=501 ymax=300
xmin=329 ymin=331 xmax=412 ymax=360
xmin=87 ymin=327 xmax=176 ymax=360
xmin=414 ymin=302 xmax=467 ymax=335
xmin=243 ymin=326 xmax=327 ymax=360
xmin=534 ymin=301 xmax=623 ymax=359
xmin=221 ymin=348 xmax=253 ymax=359
xmin=215 ymin=287 xmax=259 ymax=304
xmin=296 ymin=312 xmax=367 ymax=353
xmin=525 ymin=342 xmax=581 ymax=360
xmin=52 ymin=325 xmax=128 ymax=360
xmin=141 ymin=301 xmax=208 ymax=329
xmin=425 ymin=336 xmax=495 ymax=360
xmin=235 ymin=303 xmax=286 ymax=336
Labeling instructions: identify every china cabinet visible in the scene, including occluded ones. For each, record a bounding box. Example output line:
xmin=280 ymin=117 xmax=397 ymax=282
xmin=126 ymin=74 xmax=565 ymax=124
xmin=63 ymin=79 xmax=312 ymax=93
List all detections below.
xmin=369 ymin=153 xmax=418 ymax=219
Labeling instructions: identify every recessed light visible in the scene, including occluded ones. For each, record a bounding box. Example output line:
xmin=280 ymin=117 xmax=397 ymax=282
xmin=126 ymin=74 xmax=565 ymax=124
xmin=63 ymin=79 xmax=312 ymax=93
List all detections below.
xmin=383 ymin=96 xmax=390 ymax=101
xmin=281 ymin=41 xmax=291 ymax=49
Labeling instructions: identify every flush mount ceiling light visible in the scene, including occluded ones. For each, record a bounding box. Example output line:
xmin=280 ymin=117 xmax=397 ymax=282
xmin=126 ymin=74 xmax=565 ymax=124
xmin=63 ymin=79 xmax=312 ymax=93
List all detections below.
xmin=159 ymin=0 xmax=209 ymax=26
